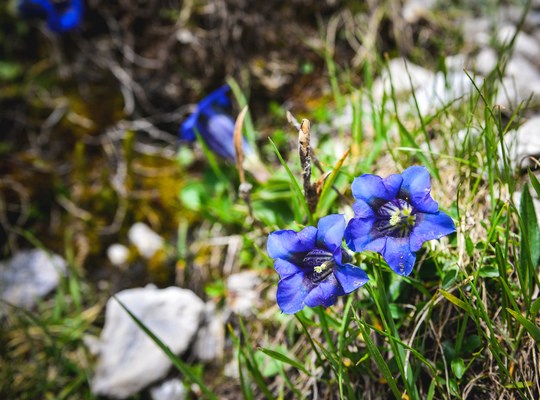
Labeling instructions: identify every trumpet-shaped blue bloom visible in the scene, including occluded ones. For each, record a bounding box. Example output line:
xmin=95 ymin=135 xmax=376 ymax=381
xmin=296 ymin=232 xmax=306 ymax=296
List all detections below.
xmin=345 ymin=166 xmax=455 ymax=276
xmin=18 ymin=0 xmax=83 ymax=33
xmin=268 ymin=214 xmax=369 ymax=314
xmin=180 ymin=85 xmax=251 ymax=161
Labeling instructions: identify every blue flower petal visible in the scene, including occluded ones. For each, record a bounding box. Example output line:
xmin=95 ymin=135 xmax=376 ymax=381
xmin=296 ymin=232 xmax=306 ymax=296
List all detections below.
xmin=316 ymin=214 xmax=346 ymax=253
xmin=198 ymin=85 xmax=231 ymax=115
xmin=365 ymin=237 xmax=387 ymax=253
xmin=20 ymin=0 xmax=83 ymax=33
xmin=273 ymin=259 xmax=302 ymax=279
xmin=410 ymin=211 xmax=456 ymax=252
xmin=334 ymin=263 xmax=369 ymax=294
xmin=277 ymin=273 xmax=311 ymax=314
xmin=267 ymin=226 xmax=317 ymax=261
xmin=344 ymin=216 xmax=380 ymax=252
xmin=351 ymin=173 xmax=403 ymax=208
xmin=203 ymin=114 xmax=237 ymax=160
xmin=381 ymin=237 xmax=416 ymax=276
xmin=303 ymin=273 xmax=344 ymax=308
xmin=400 ymin=166 xmax=439 ymax=213
xmin=49 ymin=0 xmax=83 ymax=32
xmin=179 ymin=112 xmax=199 ymax=141
xmin=352 ymin=199 xmax=376 ymax=218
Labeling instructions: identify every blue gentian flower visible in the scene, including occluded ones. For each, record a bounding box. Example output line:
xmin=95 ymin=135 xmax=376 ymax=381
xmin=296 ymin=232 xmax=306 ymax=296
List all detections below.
xmin=18 ymin=0 xmax=83 ymax=33
xmin=180 ymin=85 xmax=251 ymax=162
xmin=268 ymin=214 xmax=369 ymax=314
xmin=345 ymin=166 xmax=455 ymax=276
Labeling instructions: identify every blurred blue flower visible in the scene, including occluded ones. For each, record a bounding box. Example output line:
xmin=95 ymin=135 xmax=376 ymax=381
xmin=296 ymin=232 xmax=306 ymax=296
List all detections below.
xmin=345 ymin=166 xmax=455 ymax=276
xmin=18 ymin=0 xmax=83 ymax=33
xmin=268 ymin=214 xmax=369 ymax=314
xmin=180 ymin=85 xmax=251 ymax=161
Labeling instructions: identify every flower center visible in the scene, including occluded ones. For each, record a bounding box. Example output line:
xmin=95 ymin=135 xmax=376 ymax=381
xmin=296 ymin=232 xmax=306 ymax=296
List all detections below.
xmin=376 ymin=199 xmax=417 ymax=237
xmin=301 ymin=248 xmax=335 ymax=283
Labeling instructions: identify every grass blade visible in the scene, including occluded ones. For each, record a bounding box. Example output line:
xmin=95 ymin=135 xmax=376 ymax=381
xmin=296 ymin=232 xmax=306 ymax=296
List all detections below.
xmin=358 ymin=319 xmax=402 ymax=399
xmin=268 ymin=137 xmax=312 ymax=224
xmin=506 ymin=308 xmax=540 ymax=342
xmin=258 ymin=347 xmax=312 ymax=376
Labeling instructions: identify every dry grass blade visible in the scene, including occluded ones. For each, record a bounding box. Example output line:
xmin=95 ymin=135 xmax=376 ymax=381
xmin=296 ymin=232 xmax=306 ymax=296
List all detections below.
xmin=298 ymin=119 xmax=318 ymax=213
xmin=234 ymin=105 xmax=249 ymax=185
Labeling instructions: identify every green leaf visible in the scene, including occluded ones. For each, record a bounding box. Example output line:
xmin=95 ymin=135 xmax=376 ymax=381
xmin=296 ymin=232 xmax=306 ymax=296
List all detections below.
xmin=439 ymin=289 xmax=473 ymax=314
xmin=441 ymin=268 xmax=458 ymax=289
xmin=528 ymin=170 xmax=540 ymax=198
xmin=451 ymin=358 xmax=466 ymax=379
xmin=358 ymin=321 xmax=402 ymax=399
xmin=258 ymin=347 xmax=312 ymax=376
xmin=315 ymin=148 xmax=349 ymax=218
xmin=517 ymin=184 xmax=540 ymax=307
xmin=478 ymin=266 xmax=500 ymax=278
xmin=531 ymin=297 xmax=540 ymax=317
xmin=465 ymin=236 xmax=474 ymax=257
xmin=520 ymin=184 xmax=540 ymax=267
xmin=268 ymin=138 xmax=312 ymax=224
xmin=0 ymin=61 xmax=21 ymax=81
xmin=506 ymin=308 xmax=540 ymax=342
xmin=463 ymin=335 xmax=482 ymax=354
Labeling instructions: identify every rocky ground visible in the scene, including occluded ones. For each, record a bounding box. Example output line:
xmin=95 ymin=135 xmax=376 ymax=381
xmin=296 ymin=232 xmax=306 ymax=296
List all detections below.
xmin=2 ymin=0 xmax=540 ymax=399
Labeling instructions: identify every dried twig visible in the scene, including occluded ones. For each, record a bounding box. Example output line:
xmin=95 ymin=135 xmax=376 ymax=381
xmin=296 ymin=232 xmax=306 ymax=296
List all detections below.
xmin=234 ymin=106 xmax=256 ymax=222
xmin=298 ymin=119 xmax=318 ymax=213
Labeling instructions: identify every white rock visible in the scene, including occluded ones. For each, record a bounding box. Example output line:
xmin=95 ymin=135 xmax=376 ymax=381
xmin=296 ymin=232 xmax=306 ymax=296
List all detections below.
xmin=497 ymin=25 xmax=540 ymax=63
xmin=445 ymin=53 xmax=470 ymax=72
xmin=402 ymin=0 xmax=436 ymax=23
xmin=526 ymin=12 xmax=540 ymax=32
xmin=373 ymin=58 xmax=434 ymax=99
xmin=192 ymin=302 xmax=227 ymax=362
xmin=128 ymin=222 xmax=165 ymax=259
xmin=496 ymin=56 xmax=540 ymax=109
xmin=502 ymin=116 xmax=540 ymax=170
xmin=414 ymin=71 xmax=476 ymax=115
xmin=0 ymin=249 xmax=66 ymax=312
xmin=150 ymin=379 xmax=187 ymax=400
xmin=462 ymin=17 xmax=491 ymax=47
xmin=91 ymin=286 xmax=205 ymax=399
xmin=107 ymin=244 xmax=130 ymax=266
xmin=227 ymin=271 xmax=261 ymax=316
xmin=331 ymin=101 xmax=354 ymax=131
xmin=475 ymin=48 xmax=498 ymax=76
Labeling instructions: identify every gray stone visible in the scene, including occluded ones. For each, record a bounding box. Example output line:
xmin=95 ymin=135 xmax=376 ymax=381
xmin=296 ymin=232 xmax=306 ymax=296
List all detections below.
xmin=462 ymin=17 xmax=491 ymax=47
xmin=475 ymin=48 xmax=498 ymax=76
xmin=402 ymin=0 xmax=436 ymax=23
xmin=191 ymin=302 xmax=227 ymax=362
xmin=496 ymin=57 xmax=540 ymax=109
xmin=227 ymin=271 xmax=261 ymax=316
xmin=497 ymin=25 xmax=540 ymax=63
xmin=414 ymin=71 xmax=476 ymax=115
xmin=128 ymin=222 xmax=165 ymax=259
xmin=150 ymin=379 xmax=187 ymax=400
xmin=91 ymin=285 xmax=205 ymax=399
xmin=107 ymin=243 xmax=130 ymax=267
xmin=373 ymin=58 xmax=434 ymax=99
xmin=0 ymin=249 xmax=66 ymax=312
xmin=503 ymin=116 xmax=540 ymax=170
xmin=445 ymin=53 xmax=470 ymax=72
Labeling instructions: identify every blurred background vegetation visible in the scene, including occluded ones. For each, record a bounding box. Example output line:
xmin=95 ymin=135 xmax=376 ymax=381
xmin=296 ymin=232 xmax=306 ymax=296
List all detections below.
xmin=1 ymin=0 xmax=539 ymax=399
